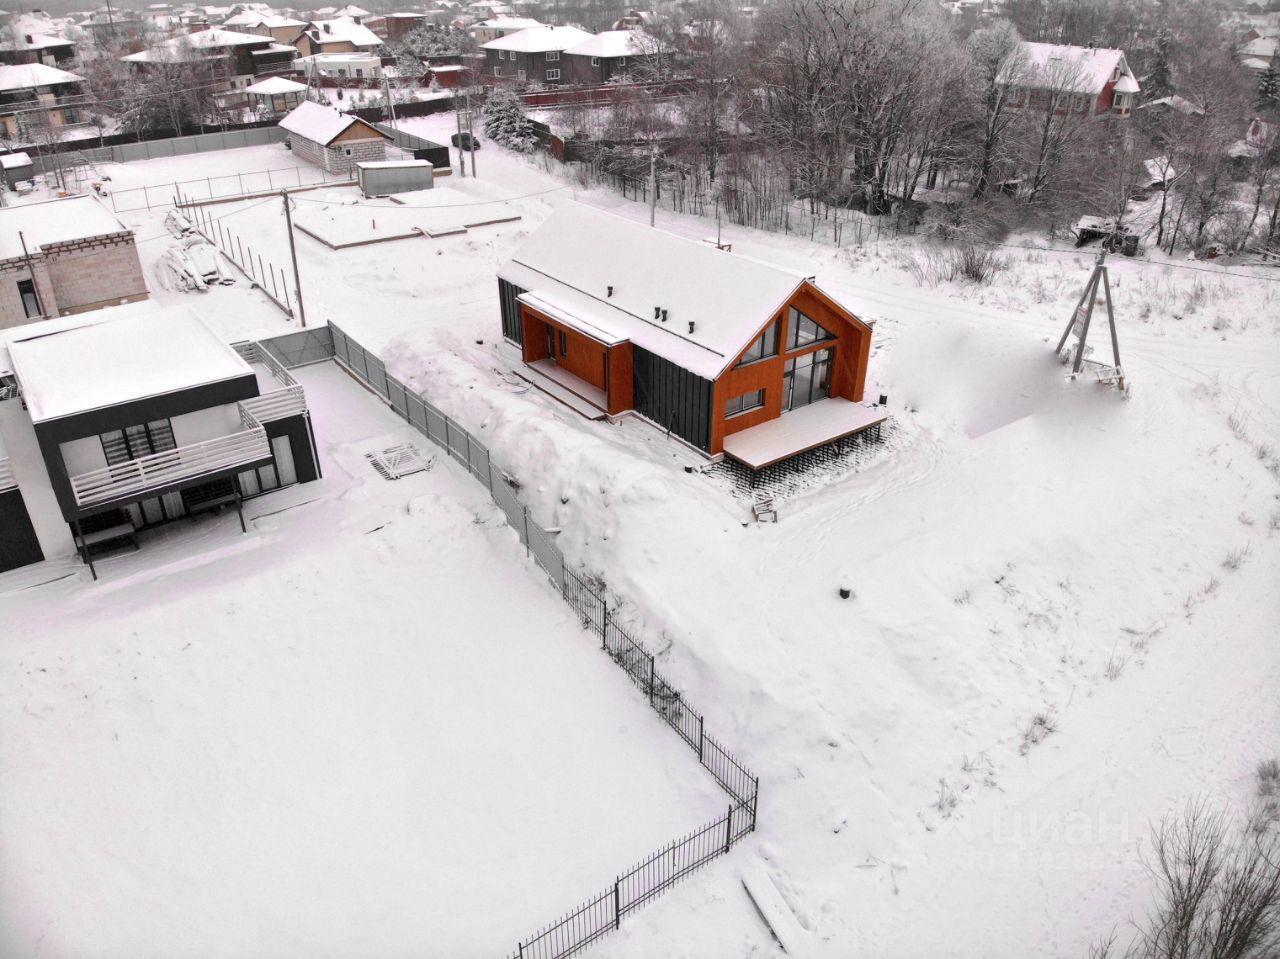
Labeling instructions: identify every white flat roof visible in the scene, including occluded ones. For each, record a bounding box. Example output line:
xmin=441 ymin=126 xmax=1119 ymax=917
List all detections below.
xmin=8 ymin=307 xmax=254 ymax=423
xmin=722 ymin=398 xmax=889 ymax=469
xmin=0 ymin=151 xmax=32 ymax=168
xmin=0 ymin=195 xmax=130 ymax=261
xmin=357 ymin=159 xmax=431 ymax=169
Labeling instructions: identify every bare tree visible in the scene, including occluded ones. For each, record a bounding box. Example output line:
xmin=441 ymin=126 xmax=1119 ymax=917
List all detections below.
xmin=968 ymin=22 xmax=1027 ymax=200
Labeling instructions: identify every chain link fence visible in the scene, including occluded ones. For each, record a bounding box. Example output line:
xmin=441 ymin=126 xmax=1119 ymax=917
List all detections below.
xmin=327 ymin=321 xmax=760 ymax=959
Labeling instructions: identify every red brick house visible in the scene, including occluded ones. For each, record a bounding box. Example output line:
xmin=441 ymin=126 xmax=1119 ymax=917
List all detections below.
xmin=1000 ymin=42 xmax=1140 ymax=119
xmin=497 ymin=204 xmax=884 ymax=469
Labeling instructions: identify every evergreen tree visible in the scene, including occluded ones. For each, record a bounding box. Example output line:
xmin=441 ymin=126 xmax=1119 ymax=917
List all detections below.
xmin=1144 ymin=31 xmax=1173 ymax=101
xmin=482 ymin=86 xmax=537 ymax=152
xmin=1258 ymin=62 xmax=1280 ymax=110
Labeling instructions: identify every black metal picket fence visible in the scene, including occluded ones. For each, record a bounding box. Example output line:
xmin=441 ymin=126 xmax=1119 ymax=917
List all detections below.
xmin=326 ymin=322 xmax=760 ymax=959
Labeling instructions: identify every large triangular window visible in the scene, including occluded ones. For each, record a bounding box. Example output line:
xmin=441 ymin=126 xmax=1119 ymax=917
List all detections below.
xmin=787 ymin=307 xmax=835 ymax=351
xmin=734 ymin=318 xmax=779 ymax=368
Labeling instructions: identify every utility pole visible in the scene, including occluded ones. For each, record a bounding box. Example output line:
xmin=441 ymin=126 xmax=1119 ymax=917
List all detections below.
xmin=382 ymin=74 xmax=398 ymax=132
xmin=648 ymin=148 xmax=657 ymax=227
xmin=464 ymin=84 xmax=477 ymax=178
xmin=454 ymin=96 xmax=466 ymax=177
xmin=280 ymin=190 xmax=307 ymax=328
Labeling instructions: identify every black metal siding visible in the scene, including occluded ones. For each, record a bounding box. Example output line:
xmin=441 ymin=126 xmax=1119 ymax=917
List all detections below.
xmin=631 ymin=347 xmax=713 ymax=453
xmin=0 ymin=489 xmax=43 ymax=573
xmin=499 ymin=279 xmax=526 ymax=345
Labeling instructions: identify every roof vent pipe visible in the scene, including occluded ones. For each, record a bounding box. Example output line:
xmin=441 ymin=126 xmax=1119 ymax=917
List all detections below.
xmin=661 ymin=309 xmax=668 ymax=323
xmin=654 ymin=306 xmax=660 ymax=319
xmin=607 ymin=285 xmax=613 ymax=297
xmin=688 ymin=321 xmax=695 ymax=334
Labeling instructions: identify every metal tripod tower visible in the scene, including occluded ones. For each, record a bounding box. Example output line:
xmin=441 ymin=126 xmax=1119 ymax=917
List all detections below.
xmin=1055 ymin=250 xmax=1126 ymax=392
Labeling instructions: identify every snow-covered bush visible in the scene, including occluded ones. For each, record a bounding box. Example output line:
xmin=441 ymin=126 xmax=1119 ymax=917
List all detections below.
xmin=482 ymin=87 xmax=538 ymax=152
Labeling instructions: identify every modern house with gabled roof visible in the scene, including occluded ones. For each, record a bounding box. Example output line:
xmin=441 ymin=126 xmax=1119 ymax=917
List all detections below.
xmin=279 ymin=100 xmax=389 ymax=175
xmin=0 ymin=306 xmax=320 ymax=579
xmin=497 ymin=204 xmax=885 ymax=470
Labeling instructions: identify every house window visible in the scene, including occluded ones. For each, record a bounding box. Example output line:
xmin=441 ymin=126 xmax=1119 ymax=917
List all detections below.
xmin=100 ymin=420 xmax=177 ymax=465
xmin=591 ymin=56 xmax=599 ymax=66
xmin=498 ymin=49 xmax=505 ymax=59
xmin=783 ymin=348 xmax=834 ymax=411
xmin=518 ymin=69 xmax=526 ymax=80
xmin=787 ymin=307 xmax=835 ymax=351
xmin=725 ymin=388 xmax=764 ymax=418
xmin=618 ymin=57 xmax=626 ymax=65
xmin=17 ymin=279 xmax=40 ymax=318
xmin=344 ymin=147 xmax=352 ymax=156
xmin=735 ymin=319 xmax=779 ymax=367
xmin=546 ymin=68 xmax=560 ymax=81
xmin=546 ymin=50 xmax=559 ymax=61
xmin=1072 ymin=93 xmax=1086 ymax=112
xmin=558 ymin=330 xmax=568 ymax=356
xmin=355 ymin=68 xmax=363 ymax=77
xmin=493 ymin=66 xmax=501 ymax=76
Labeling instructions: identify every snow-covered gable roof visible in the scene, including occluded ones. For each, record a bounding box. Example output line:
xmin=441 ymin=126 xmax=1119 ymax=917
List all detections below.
xmin=499 ymin=204 xmax=834 ymax=380
xmin=223 ymin=11 xmax=305 ymax=27
xmin=302 ymin=16 xmax=383 ymax=47
xmin=1240 ymin=35 xmax=1278 ymax=59
xmin=0 ymin=62 xmax=83 ymax=92
xmin=0 ymin=32 xmax=75 ymax=51
xmin=245 ymin=75 xmax=306 ymax=94
xmin=565 ymin=29 xmax=666 ymax=58
xmin=8 ymin=306 xmax=254 ymax=424
xmin=475 ymin=15 xmax=544 ymax=30
xmin=279 ymin=99 xmax=386 ymax=144
xmin=1004 ymin=42 xmax=1139 ymax=97
xmin=122 ymin=27 xmax=267 ymax=60
xmin=482 ymin=25 xmax=592 ymax=53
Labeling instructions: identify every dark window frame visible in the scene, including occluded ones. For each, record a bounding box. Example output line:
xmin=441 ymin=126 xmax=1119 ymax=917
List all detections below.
xmin=725 ymin=388 xmax=764 ymax=418
xmin=783 ymin=347 xmax=834 ymax=411
xmin=17 ymin=279 xmax=40 ymax=318
xmin=734 ymin=318 xmax=779 ymax=368
xmin=787 ymin=307 xmax=835 ymax=352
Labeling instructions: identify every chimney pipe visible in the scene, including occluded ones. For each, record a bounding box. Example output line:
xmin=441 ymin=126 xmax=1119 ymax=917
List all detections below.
xmin=607 ymin=285 xmax=613 ymax=297
xmin=661 ymin=309 xmax=668 ymax=323
xmin=653 ymin=306 xmax=660 ymax=319
xmin=688 ymin=321 xmax=695 ymax=334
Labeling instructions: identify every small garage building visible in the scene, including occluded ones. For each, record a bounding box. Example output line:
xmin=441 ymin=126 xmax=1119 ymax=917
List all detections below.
xmin=279 ymin=100 xmax=390 ymax=176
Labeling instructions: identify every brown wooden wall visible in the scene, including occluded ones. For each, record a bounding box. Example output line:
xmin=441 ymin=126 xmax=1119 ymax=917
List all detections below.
xmin=519 ymin=303 xmax=633 ymax=415
xmin=708 ymin=282 xmax=871 ymax=454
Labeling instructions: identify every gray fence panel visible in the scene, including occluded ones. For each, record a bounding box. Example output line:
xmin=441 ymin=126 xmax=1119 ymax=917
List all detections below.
xmin=259 ymin=327 xmax=334 ymax=368
xmin=425 ymin=404 xmax=448 ymax=447
xmin=444 ymin=419 xmax=469 ymax=466
xmin=467 ymin=439 xmax=490 ymax=483
xmin=386 ymin=376 xmax=410 ymax=419
xmin=170 ymin=135 xmax=200 ymax=157
xmin=489 ymin=466 xmax=527 ymax=544
xmin=346 ymin=341 xmax=369 ymax=381
xmin=365 ymin=354 xmax=389 ymax=399
xmin=406 ymin=392 xmax=428 ymax=432
xmin=331 ymin=326 xmax=350 ymax=365
xmin=527 ymin=522 xmax=565 ymax=591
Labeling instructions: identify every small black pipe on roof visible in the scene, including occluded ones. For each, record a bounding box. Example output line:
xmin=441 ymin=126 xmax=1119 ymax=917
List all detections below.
xmin=661 ymin=309 xmax=668 ymax=322
xmin=688 ymin=321 xmax=695 ymax=334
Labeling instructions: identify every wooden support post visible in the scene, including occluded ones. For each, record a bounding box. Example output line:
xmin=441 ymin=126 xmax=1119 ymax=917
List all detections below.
xmin=1072 ymin=268 xmax=1099 ymax=375
xmin=1100 ymin=265 xmax=1123 ymax=387
xmin=281 ymin=190 xmax=307 ymax=328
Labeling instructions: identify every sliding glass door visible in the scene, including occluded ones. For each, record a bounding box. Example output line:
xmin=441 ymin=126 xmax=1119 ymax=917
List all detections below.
xmin=784 ymin=348 xmax=834 ymax=411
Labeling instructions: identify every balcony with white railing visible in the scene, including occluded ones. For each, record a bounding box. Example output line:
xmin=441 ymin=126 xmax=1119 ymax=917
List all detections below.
xmin=69 ymin=403 xmax=271 ymax=510
xmin=232 ymin=340 xmax=310 ymax=423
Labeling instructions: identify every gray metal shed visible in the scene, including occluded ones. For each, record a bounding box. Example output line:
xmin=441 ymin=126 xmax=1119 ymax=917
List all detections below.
xmin=1 ymin=152 xmax=35 ymax=189
xmin=356 ymin=159 xmax=433 ymax=196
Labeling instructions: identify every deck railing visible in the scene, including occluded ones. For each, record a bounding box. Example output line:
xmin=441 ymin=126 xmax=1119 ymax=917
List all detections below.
xmin=69 ymin=416 xmax=270 ymax=509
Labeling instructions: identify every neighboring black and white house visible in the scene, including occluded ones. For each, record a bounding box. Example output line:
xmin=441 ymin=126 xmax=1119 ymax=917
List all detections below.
xmin=0 ymin=306 xmax=320 ymax=578
xmin=481 ymin=25 xmax=593 ymax=85
xmin=279 ymin=100 xmax=390 ymax=175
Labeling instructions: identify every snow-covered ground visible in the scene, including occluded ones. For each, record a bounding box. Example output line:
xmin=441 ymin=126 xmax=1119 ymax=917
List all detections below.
xmin=4 ymin=114 xmax=1278 ymax=957
xmin=0 ymin=362 xmax=726 ymax=958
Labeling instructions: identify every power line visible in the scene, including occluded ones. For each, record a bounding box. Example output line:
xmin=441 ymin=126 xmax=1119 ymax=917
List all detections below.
xmin=991 ymin=239 xmax=1280 ymax=284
